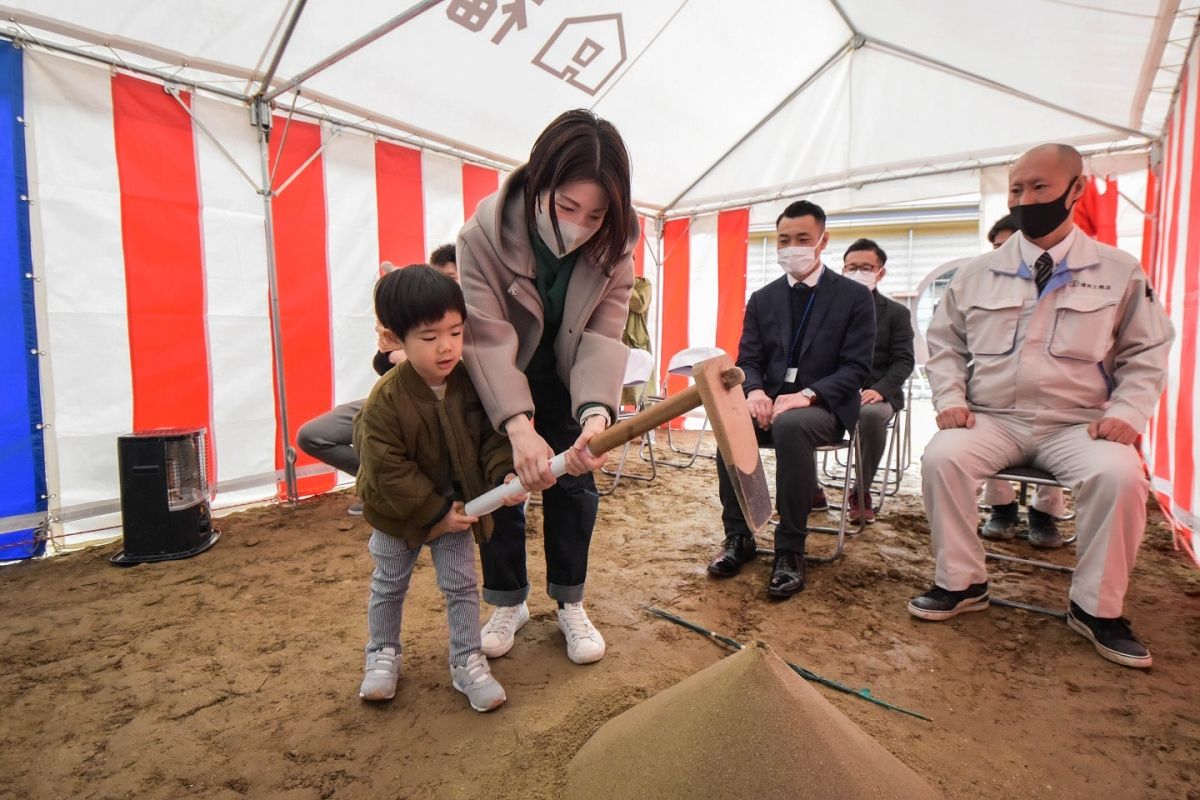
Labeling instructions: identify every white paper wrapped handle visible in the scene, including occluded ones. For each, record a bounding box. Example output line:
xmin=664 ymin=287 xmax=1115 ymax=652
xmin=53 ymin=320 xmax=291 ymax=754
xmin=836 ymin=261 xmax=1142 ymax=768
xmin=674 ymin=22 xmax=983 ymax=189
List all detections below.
xmin=465 ymin=452 xmax=568 ymax=516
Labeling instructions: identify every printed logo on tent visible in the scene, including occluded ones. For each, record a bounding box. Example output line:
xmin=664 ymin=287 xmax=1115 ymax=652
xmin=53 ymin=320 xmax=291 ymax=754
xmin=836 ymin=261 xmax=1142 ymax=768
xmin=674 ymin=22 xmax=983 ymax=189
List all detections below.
xmin=446 ymin=0 xmax=545 ymax=45
xmin=532 ymin=15 xmax=627 ymax=96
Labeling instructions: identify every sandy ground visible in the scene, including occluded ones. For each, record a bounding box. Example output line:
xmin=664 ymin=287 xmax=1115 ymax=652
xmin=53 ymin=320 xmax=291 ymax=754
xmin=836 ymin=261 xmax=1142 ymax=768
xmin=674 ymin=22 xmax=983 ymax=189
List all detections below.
xmin=2 ymin=435 xmax=1199 ymax=800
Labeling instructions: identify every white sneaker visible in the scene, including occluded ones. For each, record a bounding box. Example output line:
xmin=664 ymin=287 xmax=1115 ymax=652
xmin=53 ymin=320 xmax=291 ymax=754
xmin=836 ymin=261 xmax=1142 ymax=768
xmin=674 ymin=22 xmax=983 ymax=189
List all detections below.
xmin=480 ymin=602 xmax=529 ymax=658
xmin=450 ymin=653 xmax=507 ymax=712
xmin=358 ymin=647 xmax=400 ymax=701
xmin=557 ymin=602 xmax=606 ymax=664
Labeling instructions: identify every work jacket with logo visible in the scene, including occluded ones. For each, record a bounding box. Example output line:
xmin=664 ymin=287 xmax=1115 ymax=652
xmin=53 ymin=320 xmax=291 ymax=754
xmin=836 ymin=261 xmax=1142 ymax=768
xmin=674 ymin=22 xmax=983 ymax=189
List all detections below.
xmin=926 ymin=228 xmax=1173 ymax=431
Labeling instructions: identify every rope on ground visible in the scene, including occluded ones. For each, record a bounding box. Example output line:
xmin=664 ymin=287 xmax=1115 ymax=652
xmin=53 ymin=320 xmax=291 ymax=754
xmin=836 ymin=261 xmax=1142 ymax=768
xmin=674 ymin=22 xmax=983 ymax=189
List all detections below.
xmin=642 ymin=605 xmax=932 ymax=722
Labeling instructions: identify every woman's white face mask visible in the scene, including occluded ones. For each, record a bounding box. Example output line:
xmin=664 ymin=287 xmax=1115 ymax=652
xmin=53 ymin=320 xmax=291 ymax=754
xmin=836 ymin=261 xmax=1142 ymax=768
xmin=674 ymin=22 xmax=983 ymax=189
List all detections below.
xmin=536 ymin=202 xmax=597 ymax=257
xmin=778 ymin=246 xmax=821 ymax=281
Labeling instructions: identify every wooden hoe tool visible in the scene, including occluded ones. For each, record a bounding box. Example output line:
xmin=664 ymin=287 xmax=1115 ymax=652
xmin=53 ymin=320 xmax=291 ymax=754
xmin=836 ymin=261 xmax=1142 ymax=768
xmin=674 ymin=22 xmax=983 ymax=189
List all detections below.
xmin=466 ymin=354 xmax=772 ymax=533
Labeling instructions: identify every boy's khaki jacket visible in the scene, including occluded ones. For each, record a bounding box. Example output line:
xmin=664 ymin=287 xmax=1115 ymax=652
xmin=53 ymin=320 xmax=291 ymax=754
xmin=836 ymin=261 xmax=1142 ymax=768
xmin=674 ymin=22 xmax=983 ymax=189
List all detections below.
xmin=353 ymin=361 xmax=514 ymax=547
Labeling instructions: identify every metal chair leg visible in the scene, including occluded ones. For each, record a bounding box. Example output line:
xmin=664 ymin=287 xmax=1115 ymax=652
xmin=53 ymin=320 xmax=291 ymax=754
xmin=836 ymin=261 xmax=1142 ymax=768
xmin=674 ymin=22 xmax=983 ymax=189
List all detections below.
xmin=598 ymin=433 xmax=657 ymax=495
xmin=807 ymin=430 xmax=866 ymax=564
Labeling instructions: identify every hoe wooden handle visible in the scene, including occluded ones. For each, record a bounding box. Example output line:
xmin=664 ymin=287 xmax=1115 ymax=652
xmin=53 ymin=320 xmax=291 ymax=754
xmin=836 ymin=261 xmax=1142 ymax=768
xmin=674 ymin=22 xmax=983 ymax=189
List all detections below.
xmin=464 ymin=367 xmax=744 ymax=517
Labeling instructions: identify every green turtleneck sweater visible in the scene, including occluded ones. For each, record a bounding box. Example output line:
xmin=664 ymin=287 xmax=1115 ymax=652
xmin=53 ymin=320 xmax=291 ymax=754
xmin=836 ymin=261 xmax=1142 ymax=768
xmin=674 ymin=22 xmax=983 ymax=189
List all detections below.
xmin=525 ymin=234 xmax=580 ymax=378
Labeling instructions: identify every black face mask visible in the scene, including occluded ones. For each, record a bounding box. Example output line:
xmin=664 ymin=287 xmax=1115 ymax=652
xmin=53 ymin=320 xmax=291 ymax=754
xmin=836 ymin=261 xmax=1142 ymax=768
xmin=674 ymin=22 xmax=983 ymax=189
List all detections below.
xmin=1009 ymin=178 xmax=1080 ymax=240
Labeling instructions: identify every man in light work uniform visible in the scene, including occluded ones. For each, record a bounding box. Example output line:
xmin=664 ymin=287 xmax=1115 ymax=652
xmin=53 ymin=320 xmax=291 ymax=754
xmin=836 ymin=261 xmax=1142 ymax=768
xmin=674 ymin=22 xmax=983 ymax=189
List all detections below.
xmin=980 ymin=215 xmax=1069 ymax=546
xmin=910 ymin=144 xmax=1173 ymax=669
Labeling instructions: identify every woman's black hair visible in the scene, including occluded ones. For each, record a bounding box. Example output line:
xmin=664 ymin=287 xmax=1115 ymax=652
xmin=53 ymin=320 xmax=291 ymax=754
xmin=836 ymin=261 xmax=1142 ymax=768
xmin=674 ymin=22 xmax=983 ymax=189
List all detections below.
xmin=523 ymin=108 xmax=633 ymax=273
xmin=374 ymin=264 xmax=467 ymax=341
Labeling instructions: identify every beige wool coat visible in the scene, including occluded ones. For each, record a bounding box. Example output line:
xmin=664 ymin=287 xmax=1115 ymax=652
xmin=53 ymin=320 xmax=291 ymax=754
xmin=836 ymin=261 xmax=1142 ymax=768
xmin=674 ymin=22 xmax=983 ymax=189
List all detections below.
xmin=458 ymin=166 xmax=638 ymax=431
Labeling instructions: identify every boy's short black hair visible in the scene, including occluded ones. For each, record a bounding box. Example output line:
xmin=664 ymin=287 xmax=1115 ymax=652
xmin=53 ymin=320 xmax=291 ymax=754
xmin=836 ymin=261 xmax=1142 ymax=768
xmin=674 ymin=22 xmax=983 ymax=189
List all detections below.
xmin=987 ymin=214 xmax=1019 ymax=244
xmin=374 ymin=264 xmax=467 ymax=341
xmin=843 ymin=238 xmax=887 ymax=266
xmin=776 ymin=200 xmax=827 ymax=229
xmin=429 ymin=243 xmax=456 ymax=267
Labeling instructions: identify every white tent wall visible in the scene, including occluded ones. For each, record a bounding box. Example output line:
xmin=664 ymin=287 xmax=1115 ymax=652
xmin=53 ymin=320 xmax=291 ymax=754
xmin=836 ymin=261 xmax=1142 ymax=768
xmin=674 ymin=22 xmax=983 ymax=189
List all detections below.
xmin=1145 ymin=31 xmax=1200 ymax=565
xmin=0 ymin=1 xmax=1179 ymax=214
xmin=24 ymin=52 xmax=132 ymax=535
xmin=16 ymin=47 xmax=515 ymax=544
xmin=194 ymin=93 xmax=277 ymax=509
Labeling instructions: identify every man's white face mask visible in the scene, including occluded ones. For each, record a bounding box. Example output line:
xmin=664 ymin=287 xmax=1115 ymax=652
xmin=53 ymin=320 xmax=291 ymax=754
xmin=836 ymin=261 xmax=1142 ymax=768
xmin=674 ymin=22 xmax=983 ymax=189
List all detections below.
xmin=778 ymin=246 xmax=821 ymax=281
xmin=845 ymin=270 xmax=878 ymax=291
xmin=536 ymin=201 xmax=597 ymax=257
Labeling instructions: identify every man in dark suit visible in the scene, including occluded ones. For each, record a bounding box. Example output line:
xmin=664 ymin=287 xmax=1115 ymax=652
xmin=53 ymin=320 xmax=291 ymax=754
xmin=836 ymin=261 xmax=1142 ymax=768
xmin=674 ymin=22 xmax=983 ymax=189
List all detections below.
xmin=841 ymin=239 xmax=915 ymax=524
xmin=707 ymin=201 xmax=875 ymax=598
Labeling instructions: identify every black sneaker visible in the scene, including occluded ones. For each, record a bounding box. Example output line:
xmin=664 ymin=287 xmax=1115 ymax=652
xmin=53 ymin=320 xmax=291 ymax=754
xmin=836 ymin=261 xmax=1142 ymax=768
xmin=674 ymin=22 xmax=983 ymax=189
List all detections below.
xmin=1026 ymin=508 xmax=1064 ymax=549
xmin=1066 ymin=602 xmax=1152 ymax=669
xmin=980 ymin=502 xmax=1019 ymax=540
xmin=907 ymin=582 xmax=990 ymax=621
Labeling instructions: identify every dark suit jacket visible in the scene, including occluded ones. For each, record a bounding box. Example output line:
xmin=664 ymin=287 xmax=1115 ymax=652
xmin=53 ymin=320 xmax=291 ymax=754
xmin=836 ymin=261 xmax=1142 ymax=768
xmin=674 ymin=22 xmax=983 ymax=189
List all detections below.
xmin=866 ymin=290 xmax=916 ymax=410
xmin=737 ymin=268 xmax=876 ymax=433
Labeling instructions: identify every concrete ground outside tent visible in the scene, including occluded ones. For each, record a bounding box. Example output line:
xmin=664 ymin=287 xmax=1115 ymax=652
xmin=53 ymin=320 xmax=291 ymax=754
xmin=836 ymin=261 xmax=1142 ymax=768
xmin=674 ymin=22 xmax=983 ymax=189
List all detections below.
xmin=1 ymin=433 xmax=1198 ymax=800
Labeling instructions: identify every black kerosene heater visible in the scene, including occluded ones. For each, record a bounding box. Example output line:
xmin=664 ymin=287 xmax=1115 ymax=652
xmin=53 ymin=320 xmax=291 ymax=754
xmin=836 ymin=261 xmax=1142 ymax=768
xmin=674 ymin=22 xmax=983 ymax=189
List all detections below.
xmin=111 ymin=427 xmax=220 ymax=565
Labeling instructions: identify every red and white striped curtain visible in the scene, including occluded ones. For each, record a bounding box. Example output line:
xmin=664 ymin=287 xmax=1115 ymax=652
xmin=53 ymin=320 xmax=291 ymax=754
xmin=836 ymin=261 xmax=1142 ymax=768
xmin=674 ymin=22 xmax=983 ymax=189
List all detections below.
xmin=1144 ymin=36 xmax=1200 ymax=567
xmin=659 ymin=209 xmax=750 ymax=396
xmin=25 ymin=52 xmax=506 ymax=531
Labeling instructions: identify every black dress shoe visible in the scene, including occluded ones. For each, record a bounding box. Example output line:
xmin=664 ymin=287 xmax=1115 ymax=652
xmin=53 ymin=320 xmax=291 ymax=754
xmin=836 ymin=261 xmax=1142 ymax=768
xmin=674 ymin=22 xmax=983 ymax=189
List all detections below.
xmin=767 ymin=550 xmax=805 ymax=598
xmin=707 ymin=535 xmax=757 ymax=577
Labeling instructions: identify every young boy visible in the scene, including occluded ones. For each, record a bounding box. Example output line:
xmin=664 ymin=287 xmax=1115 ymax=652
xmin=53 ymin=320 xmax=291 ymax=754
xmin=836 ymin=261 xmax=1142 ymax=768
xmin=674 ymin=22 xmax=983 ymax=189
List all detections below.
xmin=353 ymin=265 xmax=526 ymax=711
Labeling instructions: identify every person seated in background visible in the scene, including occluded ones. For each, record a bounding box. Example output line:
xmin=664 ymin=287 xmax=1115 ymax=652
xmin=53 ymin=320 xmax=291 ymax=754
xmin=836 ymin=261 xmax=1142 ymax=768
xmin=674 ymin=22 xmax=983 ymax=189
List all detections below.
xmin=706 ymin=200 xmax=874 ymax=598
xmin=621 ymin=273 xmax=653 ymax=406
xmin=355 ymin=264 xmax=526 ymax=709
xmin=429 ymin=242 xmax=459 ymax=282
xmin=912 ymin=143 xmax=1173 ymax=669
xmin=297 ymin=262 xmax=407 ymax=515
xmin=840 ymin=238 xmax=914 ymax=525
xmin=980 ymin=214 xmax=1069 ymax=546
xmin=299 ymin=251 xmax=459 ymax=515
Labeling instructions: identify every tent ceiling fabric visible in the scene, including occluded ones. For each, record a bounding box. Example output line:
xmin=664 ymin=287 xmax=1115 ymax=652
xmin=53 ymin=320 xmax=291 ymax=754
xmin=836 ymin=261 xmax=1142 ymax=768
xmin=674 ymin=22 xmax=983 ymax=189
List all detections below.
xmin=0 ymin=0 xmax=1182 ymax=213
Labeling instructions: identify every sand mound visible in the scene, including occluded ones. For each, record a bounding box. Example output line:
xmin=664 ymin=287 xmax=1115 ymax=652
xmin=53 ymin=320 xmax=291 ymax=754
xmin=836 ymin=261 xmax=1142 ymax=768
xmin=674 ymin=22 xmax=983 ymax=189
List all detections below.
xmin=566 ymin=642 xmax=941 ymax=800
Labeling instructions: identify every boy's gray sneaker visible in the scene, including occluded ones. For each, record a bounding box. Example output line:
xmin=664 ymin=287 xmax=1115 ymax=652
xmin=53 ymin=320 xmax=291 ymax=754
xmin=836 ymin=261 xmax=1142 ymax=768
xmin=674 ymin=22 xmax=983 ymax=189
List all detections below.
xmin=451 ymin=653 xmax=506 ymax=712
xmin=359 ymin=646 xmax=400 ymax=701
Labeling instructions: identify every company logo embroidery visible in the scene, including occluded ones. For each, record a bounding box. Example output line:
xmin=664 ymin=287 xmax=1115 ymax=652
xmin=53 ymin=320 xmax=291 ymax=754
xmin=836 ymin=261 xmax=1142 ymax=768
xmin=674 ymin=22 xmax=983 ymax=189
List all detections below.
xmin=1069 ymin=280 xmax=1112 ymax=291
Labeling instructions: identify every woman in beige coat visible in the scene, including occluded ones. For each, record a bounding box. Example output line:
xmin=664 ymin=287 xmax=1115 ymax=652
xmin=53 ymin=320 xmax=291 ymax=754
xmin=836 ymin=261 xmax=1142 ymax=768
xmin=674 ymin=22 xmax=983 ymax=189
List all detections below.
xmin=458 ymin=109 xmax=638 ymax=665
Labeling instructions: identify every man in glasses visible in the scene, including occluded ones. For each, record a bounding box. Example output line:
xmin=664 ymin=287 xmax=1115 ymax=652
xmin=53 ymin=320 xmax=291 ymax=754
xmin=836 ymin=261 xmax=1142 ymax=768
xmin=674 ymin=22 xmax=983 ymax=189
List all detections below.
xmin=840 ymin=239 xmax=915 ymax=524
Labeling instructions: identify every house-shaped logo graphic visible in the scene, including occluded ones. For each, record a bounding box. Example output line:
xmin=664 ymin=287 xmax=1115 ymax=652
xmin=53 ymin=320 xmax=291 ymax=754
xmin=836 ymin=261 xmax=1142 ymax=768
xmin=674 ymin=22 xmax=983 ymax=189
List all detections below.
xmin=532 ymin=14 xmax=627 ymax=96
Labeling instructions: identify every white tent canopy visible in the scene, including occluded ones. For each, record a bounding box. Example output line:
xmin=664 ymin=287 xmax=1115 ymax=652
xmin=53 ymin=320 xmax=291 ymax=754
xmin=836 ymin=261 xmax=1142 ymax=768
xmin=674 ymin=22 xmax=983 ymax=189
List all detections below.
xmin=0 ymin=0 xmax=1190 ymax=215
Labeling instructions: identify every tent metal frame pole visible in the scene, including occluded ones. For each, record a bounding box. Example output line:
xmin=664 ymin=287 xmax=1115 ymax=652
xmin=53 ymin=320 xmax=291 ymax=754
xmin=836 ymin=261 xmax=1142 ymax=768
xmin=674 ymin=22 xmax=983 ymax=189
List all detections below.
xmin=1131 ymin=0 xmax=1182 ymax=130
xmin=663 ymin=38 xmax=856 ymax=211
xmin=867 ymin=36 xmax=1156 ymax=141
xmin=262 ymin=0 xmax=444 ymax=103
xmin=258 ymin=0 xmax=309 ymax=95
xmin=0 ymin=30 xmax=522 ymax=180
xmin=663 ymin=140 xmax=1154 ymax=220
xmin=825 ymin=0 xmax=861 ymax=37
xmin=254 ymin=98 xmax=299 ymax=504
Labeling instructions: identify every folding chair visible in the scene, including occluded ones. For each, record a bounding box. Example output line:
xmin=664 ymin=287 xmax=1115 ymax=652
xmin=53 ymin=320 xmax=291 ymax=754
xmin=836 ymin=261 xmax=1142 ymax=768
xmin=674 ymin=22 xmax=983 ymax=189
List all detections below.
xmin=598 ymin=349 xmax=657 ymax=495
xmin=640 ymin=346 xmax=725 ymax=469
xmin=757 ymin=424 xmax=867 ymax=565
xmin=983 ymin=466 xmax=1077 ymax=618
xmin=819 ymin=373 xmax=914 ymax=514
